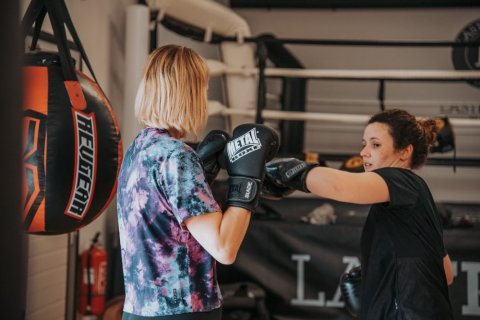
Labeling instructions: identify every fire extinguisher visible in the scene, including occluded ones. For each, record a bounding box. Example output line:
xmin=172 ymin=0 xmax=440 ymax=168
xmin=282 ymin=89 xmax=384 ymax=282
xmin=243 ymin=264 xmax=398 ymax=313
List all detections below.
xmin=78 ymin=232 xmax=107 ymax=316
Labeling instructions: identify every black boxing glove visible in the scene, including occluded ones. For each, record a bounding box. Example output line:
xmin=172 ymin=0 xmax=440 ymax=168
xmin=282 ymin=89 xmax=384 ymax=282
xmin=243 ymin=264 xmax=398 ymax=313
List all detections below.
xmin=196 ymin=130 xmax=230 ymax=185
xmin=224 ymin=124 xmax=279 ymax=212
xmin=340 ymin=266 xmax=362 ymax=318
xmin=260 ymin=166 xmax=295 ymax=200
xmin=265 ymin=158 xmax=318 ymax=193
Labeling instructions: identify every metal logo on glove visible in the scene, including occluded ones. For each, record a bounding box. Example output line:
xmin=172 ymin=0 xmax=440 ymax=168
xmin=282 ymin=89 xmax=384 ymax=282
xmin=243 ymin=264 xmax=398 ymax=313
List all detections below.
xmin=227 ymin=128 xmax=262 ymax=163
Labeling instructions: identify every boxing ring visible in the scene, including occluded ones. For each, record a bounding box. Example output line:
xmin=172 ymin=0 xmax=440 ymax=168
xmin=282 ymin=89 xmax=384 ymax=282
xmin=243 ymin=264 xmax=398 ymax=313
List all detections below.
xmin=125 ymin=0 xmax=480 ymax=168
xmin=204 ymin=49 xmax=480 ymax=167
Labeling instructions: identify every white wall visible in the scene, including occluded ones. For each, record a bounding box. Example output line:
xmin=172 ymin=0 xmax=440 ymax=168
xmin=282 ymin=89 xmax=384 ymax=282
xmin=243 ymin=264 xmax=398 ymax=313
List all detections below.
xmin=25 ymin=235 xmax=68 ymax=320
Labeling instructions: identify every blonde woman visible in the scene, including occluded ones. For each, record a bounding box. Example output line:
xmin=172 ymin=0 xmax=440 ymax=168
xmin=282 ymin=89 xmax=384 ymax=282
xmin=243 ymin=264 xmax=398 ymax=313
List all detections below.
xmin=116 ymin=45 xmax=278 ymax=320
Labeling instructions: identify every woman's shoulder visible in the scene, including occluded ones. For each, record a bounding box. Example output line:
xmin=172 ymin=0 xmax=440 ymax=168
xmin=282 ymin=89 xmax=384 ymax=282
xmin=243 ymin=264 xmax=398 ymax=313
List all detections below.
xmin=375 ymin=167 xmax=431 ymax=194
xmin=374 ymin=167 xmax=418 ymax=178
xmin=374 ymin=167 xmax=427 ymax=188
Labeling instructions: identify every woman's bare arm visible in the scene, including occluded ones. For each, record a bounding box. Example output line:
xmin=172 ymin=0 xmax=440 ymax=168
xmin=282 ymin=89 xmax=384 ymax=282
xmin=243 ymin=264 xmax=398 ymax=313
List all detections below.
xmin=184 ymin=207 xmax=251 ymax=265
xmin=306 ymin=167 xmax=390 ymax=204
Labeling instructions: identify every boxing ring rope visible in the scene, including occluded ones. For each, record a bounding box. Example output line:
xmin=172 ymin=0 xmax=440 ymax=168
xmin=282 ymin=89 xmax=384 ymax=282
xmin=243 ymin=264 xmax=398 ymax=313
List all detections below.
xmin=207 ymin=100 xmax=480 ymax=128
xmin=207 ymin=60 xmax=480 ymax=81
xmin=207 ymin=35 xmax=480 ymax=126
xmin=208 ymin=101 xmax=479 ymax=168
xmin=208 ymin=63 xmax=480 ymax=125
xmin=207 ymin=36 xmax=480 ymax=123
xmin=207 ymin=57 xmax=480 ymax=166
xmin=206 ymin=35 xmax=480 ymax=167
xmin=208 ymin=36 xmax=480 ymax=48
xmin=207 ymin=58 xmax=480 ymax=129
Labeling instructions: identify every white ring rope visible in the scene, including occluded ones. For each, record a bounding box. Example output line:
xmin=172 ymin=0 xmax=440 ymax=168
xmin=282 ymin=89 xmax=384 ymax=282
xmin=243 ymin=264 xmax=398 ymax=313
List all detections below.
xmin=207 ymin=57 xmax=480 ymax=127
xmin=207 ymin=59 xmax=480 ymax=80
xmin=208 ymin=101 xmax=480 ymax=127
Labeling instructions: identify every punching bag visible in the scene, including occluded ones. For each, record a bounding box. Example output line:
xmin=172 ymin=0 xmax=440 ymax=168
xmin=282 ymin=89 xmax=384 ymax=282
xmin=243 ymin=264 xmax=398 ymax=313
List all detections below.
xmin=22 ymin=0 xmax=122 ymax=234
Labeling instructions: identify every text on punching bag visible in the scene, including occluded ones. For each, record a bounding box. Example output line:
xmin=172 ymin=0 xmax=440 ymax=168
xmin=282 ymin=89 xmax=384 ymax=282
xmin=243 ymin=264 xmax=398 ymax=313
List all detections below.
xmin=65 ymin=111 xmax=97 ymax=219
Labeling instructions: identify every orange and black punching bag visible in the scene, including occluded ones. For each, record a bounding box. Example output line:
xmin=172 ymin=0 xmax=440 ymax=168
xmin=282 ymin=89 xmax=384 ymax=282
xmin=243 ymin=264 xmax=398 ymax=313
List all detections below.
xmin=78 ymin=232 xmax=107 ymax=316
xmin=22 ymin=52 xmax=122 ymax=234
xmin=21 ymin=0 xmax=122 ymax=234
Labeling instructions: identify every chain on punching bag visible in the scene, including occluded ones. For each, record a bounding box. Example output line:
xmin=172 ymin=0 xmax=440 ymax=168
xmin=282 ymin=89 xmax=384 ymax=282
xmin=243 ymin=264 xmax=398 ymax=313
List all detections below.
xmin=22 ymin=0 xmax=122 ymax=234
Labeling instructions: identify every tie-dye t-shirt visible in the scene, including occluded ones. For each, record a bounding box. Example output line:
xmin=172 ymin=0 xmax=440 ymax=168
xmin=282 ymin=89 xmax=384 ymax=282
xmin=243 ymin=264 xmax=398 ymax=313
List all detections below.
xmin=117 ymin=127 xmax=222 ymax=317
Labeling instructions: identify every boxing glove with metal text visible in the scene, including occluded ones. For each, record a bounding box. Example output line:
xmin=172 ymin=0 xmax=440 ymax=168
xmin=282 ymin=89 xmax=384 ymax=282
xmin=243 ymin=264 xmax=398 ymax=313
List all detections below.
xmin=224 ymin=124 xmax=279 ymax=212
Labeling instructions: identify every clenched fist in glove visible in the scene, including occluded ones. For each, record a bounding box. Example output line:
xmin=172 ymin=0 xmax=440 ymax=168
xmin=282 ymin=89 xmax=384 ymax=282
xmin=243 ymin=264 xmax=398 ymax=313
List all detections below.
xmin=224 ymin=124 xmax=279 ymax=212
xmin=263 ymin=158 xmax=319 ymax=198
xmin=196 ymin=130 xmax=230 ymax=185
xmin=340 ymin=266 xmax=362 ymax=318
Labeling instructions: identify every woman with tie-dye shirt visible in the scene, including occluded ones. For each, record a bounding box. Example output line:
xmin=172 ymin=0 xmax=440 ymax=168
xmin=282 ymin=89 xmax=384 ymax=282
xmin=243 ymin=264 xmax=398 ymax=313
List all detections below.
xmin=117 ymin=45 xmax=253 ymax=320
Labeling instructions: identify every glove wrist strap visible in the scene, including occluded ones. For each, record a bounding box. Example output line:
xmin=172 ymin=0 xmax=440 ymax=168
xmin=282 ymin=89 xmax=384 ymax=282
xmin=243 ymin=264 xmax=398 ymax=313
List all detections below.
xmin=301 ymin=164 xmax=319 ymax=193
xmin=227 ymin=176 xmax=261 ymax=212
xmin=290 ymin=163 xmax=318 ymax=193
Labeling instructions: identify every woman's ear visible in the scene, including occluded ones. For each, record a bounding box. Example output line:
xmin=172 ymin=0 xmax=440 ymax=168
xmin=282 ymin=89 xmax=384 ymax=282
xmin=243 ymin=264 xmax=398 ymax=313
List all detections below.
xmin=400 ymin=144 xmax=414 ymax=161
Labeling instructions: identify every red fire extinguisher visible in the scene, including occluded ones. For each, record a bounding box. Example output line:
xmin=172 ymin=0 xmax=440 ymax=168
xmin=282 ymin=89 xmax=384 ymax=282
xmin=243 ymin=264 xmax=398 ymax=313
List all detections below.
xmin=78 ymin=232 xmax=107 ymax=316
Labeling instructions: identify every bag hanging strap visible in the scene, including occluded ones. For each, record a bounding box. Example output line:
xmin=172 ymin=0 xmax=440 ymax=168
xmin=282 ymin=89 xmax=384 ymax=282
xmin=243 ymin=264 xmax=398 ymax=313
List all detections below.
xmin=44 ymin=0 xmax=77 ymax=80
xmin=21 ymin=0 xmax=47 ymax=52
xmin=23 ymin=0 xmax=94 ymax=80
xmin=22 ymin=0 xmax=103 ymax=110
xmin=29 ymin=7 xmax=47 ymax=51
xmin=58 ymin=0 xmax=97 ymax=82
xmin=45 ymin=0 xmax=87 ymax=110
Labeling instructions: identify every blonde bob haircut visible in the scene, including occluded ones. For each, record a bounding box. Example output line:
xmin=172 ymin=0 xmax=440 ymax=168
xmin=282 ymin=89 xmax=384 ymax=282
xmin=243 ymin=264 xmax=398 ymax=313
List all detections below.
xmin=134 ymin=45 xmax=209 ymax=139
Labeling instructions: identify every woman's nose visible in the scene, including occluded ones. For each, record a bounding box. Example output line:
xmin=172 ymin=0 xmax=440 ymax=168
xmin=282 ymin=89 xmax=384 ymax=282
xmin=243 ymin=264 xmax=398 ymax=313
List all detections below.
xmin=360 ymin=146 xmax=368 ymax=157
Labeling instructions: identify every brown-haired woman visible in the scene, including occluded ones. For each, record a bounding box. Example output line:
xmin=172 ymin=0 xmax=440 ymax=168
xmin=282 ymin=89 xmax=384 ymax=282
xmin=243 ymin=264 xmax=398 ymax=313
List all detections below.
xmin=265 ymin=108 xmax=454 ymax=319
